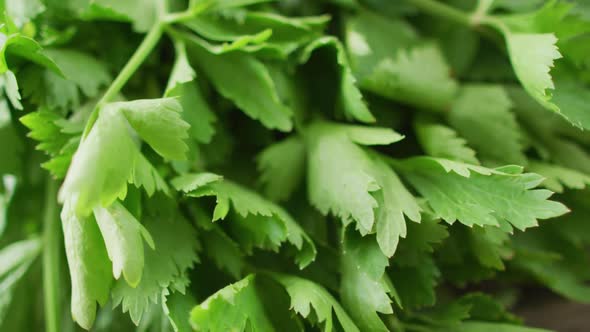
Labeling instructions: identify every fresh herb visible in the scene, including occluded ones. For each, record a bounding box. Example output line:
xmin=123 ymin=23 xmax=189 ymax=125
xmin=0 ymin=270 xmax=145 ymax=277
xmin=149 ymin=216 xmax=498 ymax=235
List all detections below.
xmin=1 ymin=0 xmax=589 ymax=331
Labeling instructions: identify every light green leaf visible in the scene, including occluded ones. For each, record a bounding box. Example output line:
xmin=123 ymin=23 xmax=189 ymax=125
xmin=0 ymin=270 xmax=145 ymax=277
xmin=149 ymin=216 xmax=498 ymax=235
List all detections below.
xmin=116 ymin=98 xmax=189 ymax=160
xmin=93 ymin=201 xmax=154 ymax=287
xmin=305 ymin=122 xmax=402 ymax=234
xmin=59 ymin=105 xmax=138 ymax=216
xmin=20 ymin=108 xmax=71 ymax=155
xmin=502 ymin=32 xmax=561 ymax=110
xmin=0 ymin=32 xmax=61 ymax=74
xmin=1 ymin=70 xmax=22 ymax=110
xmin=59 ymin=98 xmax=188 ymax=216
xmin=269 ymin=273 xmax=360 ymax=332
xmin=483 ymin=4 xmax=590 ymax=130
xmin=257 ymin=136 xmax=306 ymax=202
xmin=61 ymin=199 xmax=112 ymax=330
xmin=190 ymin=275 xmax=274 ymax=331
xmin=306 ymin=122 xmax=417 ymax=256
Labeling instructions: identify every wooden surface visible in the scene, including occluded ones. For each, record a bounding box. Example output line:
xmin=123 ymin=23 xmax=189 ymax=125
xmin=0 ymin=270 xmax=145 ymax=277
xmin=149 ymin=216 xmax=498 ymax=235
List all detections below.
xmin=515 ymin=290 xmax=590 ymax=332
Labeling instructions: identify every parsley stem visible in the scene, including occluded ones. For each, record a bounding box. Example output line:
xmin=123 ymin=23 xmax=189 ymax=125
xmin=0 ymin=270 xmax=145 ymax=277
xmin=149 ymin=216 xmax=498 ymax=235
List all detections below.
xmin=82 ymin=23 xmax=164 ymax=138
xmin=163 ymin=2 xmax=212 ymax=24
xmin=405 ymin=0 xmax=472 ymax=27
xmin=42 ymin=177 xmax=60 ymax=332
xmin=405 ymin=0 xmax=505 ymax=49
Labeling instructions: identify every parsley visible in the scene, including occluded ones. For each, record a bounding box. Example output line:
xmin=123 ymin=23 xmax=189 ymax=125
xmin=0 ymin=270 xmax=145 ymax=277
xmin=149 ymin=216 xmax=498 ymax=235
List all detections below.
xmin=1 ymin=1 xmax=589 ymax=331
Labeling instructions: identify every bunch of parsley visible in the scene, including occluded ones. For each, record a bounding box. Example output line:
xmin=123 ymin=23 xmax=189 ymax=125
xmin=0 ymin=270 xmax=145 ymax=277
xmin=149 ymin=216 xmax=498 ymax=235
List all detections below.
xmin=1 ymin=0 xmax=590 ymax=331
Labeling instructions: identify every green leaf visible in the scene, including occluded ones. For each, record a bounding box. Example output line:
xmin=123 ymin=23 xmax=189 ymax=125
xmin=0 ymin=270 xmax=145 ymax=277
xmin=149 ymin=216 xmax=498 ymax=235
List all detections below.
xmin=43 ymin=49 xmax=111 ymax=99
xmin=93 ymin=201 xmax=154 ymax=287
xmin=399 ymin=157 xmax=569 ymax=230
xmin=80 ymin=0 xmax=156 ymax=32
xmin=256 ymin=136 xmax=305 ymax=202
xmin=3 ymin=0 xmax=45 ymax=28
xmin=59 ymin=98 xmax=188 ymax=216
xmin=390 ymin=216 xmax=447 ymax=309
xmin=165 ymin=42 xmax=216 ymax=144
xmin=201 ymin=0 xmax=276 ymax=11
xmin=172 ymin=173 xmax=316 ymax=268
xmin=111 ymin=214 xmax=199 ymax=325
xmin=61 ymin=199 xmax=112 ymax=330
xmin=483 ymin=4 xmax=590 ymax=130
xmin=306 ymin=122 xmax=418 ymax=256
xmin=184 ymin=10 xmax=329 ymax=58
xmin=502 ymin=33 xmax=561 ymax=109
xmin=449 ymin=85 xmax=526 ymax=165
xmin=415 ymin=118 xmax=479 ymax=165
xmin=371 ymin=155 xmax=422 ymax=257
xmin=0 ymin=238 xmax=41 ymax=327
xmin=116 ymin=98 xmax=190 ymax=160
xmin=305 ymin=122 xmax=402 ymax=234
xmin=528 ymin=161 xmax=590 ymax=193
xmin=188 ymin=43 xmax=293 ymax=131
xmin=299 ymin=37 xmax=375 ymax=123
xmin=391 ymin=255 xmax=439 ymax=309
xmin=20 ymin=108 xmax=72 ymax=155
xmin=550 ymin=64 xmax=590 ymax=130
xmin=164 ymin=292 xmax=197 ymax=332
xmin=269 ymin=273 xmax=360 ymax=332
xmin=190 ymin=275 xmax=274 ymax=331
xmin=199 ymin=224 xmax=245 ymax=278
xmin=0 ymin=32 xmax=61 ymax=74
xmin=341 ymin=231 xmax=392 ymax=332
xmin=1 ymin=70 xmax=22 ymax=110
xmin=345 ymin=11 xmax=457 ymax=111
xmin=0 ymin=102 xmax=23 ymax=175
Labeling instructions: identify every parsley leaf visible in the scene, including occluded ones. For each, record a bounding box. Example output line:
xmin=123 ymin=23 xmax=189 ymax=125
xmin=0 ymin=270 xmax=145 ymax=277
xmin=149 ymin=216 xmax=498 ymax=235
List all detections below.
xmin=93 ymin=201 xmax=154 ymax=287
xmin=190 ymin=275 xmax=274 ymax=331
xmin=59 ymin=98 xmax=188 ymax=216
xmin=172 ymin=173 xmax=316 ymax=268
xmin=269 ymin=273 xmax=360 ymax=332
xmin=399 ymin=157 xmax=569 ymax=230
xmin=111 ymin=212 xmax=199 ymax=325
xmin=61 ymin=199 xmax=112 ymax=330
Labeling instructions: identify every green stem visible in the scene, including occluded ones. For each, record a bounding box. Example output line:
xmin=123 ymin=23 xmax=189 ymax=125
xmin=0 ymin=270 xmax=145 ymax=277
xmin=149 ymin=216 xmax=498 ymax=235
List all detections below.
xmin=163 ymin=2 xmax=212 ymax=24
xmin=82 ymin=22 xmax=164 ymax=138
xmin=405 ymin=0 xmax=472 ymax=26
xmin=42 ymin=177 xmax=59 ymax=332
xmin=405 ymin=0 xmax=505 ymax=50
